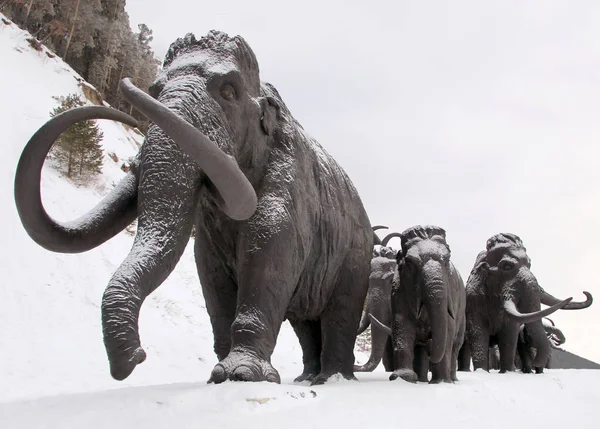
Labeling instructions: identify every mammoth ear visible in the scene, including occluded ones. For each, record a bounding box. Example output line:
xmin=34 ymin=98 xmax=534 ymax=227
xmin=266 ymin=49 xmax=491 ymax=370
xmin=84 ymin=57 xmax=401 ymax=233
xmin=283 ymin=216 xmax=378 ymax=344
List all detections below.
xmin=259 ymin=96 xmax=279 ymax=136
xmin=465 ymin=250 xmax=489 ymax=292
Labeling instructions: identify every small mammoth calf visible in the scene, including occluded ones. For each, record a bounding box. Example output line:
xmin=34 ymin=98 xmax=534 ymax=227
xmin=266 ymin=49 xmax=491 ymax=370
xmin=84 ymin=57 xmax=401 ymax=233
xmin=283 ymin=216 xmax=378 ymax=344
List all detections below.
xmin=516 ymin=317 xmax=567 ymax=373
xmin=372 ymin=225 xmax=466 ymax=384
xmin=354 ymin=232 xmax=401 ymax=373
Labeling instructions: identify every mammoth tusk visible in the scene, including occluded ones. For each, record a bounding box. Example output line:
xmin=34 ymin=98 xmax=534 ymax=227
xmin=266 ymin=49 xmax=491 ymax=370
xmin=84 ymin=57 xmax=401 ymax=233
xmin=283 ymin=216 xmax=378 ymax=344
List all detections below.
xmin=368 ymin=313 xmax=392 ymax=336
xmin=372 ymin=225 xmax=388 ymax=245
xmin=119 ymin=78 xmax=257 ymax=221
xmin=14 ymin=105 xmax=140 ymax=253
xmin=381 ymin=232 xmax=402 ymax=247
xmin=372 ymin=225 xmax=389 ymax=232
xmin=503 ymin=297 xmax=573 ymax=324
xmin=540 ymin=288 xmax=593 ymax=310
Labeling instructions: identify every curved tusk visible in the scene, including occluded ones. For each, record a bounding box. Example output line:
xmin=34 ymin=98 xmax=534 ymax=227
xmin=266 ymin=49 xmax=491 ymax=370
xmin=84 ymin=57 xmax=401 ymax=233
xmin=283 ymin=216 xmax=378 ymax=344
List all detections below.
xmin=372 ymin=225 xmax=388 ymax=245
xmin=368 ymin=313 xmax=392 ymax=336
xmin=119 ymin=78 xmax=257 ymax=221
xmin=540 ymin=288 xmax=593 ymax=310
xmin=372 ymin=225 xmax=389 ymax=232
xmin=381 ymin=232 xmax=402 ymax=247
xmin=14 ymin=105 xmax=140 ymax=253
xmin=503 ymin=297 xmax=573 ymax=324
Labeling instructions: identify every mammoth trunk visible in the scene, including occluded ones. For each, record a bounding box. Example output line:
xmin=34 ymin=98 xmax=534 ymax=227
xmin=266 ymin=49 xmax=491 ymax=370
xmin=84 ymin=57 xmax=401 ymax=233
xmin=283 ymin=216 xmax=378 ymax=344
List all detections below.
xmin=354 ymin=313 xmax=389 ymax=372
xmin=13 ymin=106 xmax=140 ymax=253
xmin=422 ymin=262 xmax=448 ymax=364
xmin=426 ymin=290 xmax=448 ymax=364
xmin=101 ymin=124 xmax=198 ymax=381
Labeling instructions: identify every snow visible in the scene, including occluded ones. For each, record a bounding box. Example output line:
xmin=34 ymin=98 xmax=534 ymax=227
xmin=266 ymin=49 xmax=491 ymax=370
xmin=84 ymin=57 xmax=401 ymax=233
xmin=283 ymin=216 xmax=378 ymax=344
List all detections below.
xmin=1 ymin=13 xmax=599 ymax=429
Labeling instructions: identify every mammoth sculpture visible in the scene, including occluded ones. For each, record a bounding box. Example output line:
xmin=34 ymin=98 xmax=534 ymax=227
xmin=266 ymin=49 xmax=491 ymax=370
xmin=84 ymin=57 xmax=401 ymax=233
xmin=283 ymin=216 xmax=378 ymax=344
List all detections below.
xmin=486 ymin=318 xmax=566 ymax=372
xmin=14 ymin=31 xmax=376 ymax=386
xmin=370 ymin=226 xmax=466 ymax=384
xmin=460 ymin=233 xmax=592 ymax=373
xmin=516 ymin=317 xmax=566 ymax=373
xmin=354 ymin=232 xmax=401 ymax=372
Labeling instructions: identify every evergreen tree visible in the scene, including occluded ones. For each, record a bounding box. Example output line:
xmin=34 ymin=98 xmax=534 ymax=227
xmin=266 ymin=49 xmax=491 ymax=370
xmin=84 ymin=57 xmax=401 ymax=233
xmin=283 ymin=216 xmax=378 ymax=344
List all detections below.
xmin=48 ymin=93 xmax=105 ymax=179
xmin=4 ymin=0 xmax=160 ymax=132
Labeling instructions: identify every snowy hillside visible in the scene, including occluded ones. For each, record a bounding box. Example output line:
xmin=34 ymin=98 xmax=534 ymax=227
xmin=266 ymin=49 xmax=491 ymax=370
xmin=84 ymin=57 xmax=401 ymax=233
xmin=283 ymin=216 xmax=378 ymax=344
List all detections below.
xmin=1 ymin=13 xmax=599 ymax=429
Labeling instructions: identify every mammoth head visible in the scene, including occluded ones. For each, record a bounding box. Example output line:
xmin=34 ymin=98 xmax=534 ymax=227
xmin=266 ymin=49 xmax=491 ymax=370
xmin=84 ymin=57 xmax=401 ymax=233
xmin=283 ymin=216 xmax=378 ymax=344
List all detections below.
xmin=15 ymin=30 xmax=285 ymax=238
xmin=483 ymin=233 xmax=532 ymax=282
xmin=468 ymin=233 xmax=589 ymax=324
xmin=398 ymin=225 xmax=451 ymax=266
xmin=374 ymin=246 xmax=397 ymax=260
xmin=149 ymin=31 xmax=281 ymax=147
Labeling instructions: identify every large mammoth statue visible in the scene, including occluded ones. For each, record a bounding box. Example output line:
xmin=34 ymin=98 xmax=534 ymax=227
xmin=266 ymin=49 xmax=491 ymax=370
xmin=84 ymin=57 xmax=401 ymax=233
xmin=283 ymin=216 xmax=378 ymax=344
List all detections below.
xmin=14 ymin=31 xmax=376 ymax=385
xmin=371 ymin=226 xmax=466 ymax=384
xmin=460 ymin=233 xmax=592 ymax=373
xmin=354 ymin=232 xmax=401 ymax=372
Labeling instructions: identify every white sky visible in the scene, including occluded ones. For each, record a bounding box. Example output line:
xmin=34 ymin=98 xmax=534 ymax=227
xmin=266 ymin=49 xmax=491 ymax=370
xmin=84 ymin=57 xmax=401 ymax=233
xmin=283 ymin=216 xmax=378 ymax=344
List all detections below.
xmin=124 ymin=0 xmax=600 ymax=362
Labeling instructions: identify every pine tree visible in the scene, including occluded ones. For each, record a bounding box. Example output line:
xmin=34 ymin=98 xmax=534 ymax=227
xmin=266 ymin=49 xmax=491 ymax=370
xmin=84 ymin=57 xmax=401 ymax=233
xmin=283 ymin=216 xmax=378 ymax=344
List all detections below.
xmin=48 ymin=93 xmax=105 ymax=179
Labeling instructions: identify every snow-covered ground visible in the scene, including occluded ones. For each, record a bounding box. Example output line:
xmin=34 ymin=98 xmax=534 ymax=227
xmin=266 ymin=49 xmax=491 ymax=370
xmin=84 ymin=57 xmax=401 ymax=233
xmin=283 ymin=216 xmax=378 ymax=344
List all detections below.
xmin=1 ymin=13 xmax=599 ymax=429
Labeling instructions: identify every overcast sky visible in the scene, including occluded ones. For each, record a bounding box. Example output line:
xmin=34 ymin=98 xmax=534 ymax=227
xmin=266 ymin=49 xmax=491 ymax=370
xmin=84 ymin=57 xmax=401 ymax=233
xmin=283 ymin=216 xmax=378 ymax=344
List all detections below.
xmin=125 ymin=0 xmax=600 ymax=362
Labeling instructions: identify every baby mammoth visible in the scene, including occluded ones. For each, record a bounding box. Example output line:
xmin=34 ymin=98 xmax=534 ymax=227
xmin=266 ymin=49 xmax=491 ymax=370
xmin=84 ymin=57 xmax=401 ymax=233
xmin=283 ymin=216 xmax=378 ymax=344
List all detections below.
xmin=354 ymin=232 xmax=401 ymax=372
xmin=516 ymin=317 xmax=566 ymax=373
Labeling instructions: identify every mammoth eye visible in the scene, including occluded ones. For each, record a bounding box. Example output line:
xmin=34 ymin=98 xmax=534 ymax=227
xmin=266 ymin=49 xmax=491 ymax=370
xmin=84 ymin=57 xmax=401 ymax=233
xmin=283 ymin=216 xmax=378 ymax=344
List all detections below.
xmin=500 ymin=261 xmax=516 ymax=271
xmin=220 ymin=84 xmax=236 ymax=101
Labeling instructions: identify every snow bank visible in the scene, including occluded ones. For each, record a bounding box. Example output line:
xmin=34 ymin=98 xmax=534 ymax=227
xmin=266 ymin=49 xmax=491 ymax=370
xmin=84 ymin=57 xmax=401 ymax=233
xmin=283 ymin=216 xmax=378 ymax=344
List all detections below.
xmin=2 ymin=370 xmax=599 ymax=429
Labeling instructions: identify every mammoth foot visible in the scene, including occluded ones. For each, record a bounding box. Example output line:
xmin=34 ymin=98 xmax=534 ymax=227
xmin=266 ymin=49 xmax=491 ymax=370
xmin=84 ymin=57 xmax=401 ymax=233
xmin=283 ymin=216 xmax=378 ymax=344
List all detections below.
xmin=208 ymin=351 xmax=280 ymax=384
xmin=294 ymin=370 xmax=319 ymax=383
xmin=309 ymin=371 xmax=357 ymax=386
xmin=107 ymin=343 xmax=147 ymax=381
xmin=389 ymin=369 xmax=418 ymax=383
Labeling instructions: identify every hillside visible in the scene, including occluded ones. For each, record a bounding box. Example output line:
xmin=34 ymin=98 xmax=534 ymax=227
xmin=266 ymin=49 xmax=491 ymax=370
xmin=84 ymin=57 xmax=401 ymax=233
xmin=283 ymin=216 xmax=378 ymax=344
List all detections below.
xmin=1 ymin=13 xmax=599 ymax=429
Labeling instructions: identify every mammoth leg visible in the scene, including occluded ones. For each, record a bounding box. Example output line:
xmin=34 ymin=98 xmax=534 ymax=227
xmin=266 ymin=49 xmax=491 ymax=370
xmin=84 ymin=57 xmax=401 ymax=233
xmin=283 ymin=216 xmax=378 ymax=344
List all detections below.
xmin=389 ymin=313 xmax=418 ymax=383
xmin=194 ymin=225 xmax=238 ymax=361
xmin=458 ymin=341 xmax=472 ymax=372
xmin=497 ymin=324 xmax=519 ymax=373
xmin=525 ymin=321 xmax=551 ymax=373
xmin=382 ymin=336 xmax=394 ymax=372
xmin=467 ymin=320 xmax=490 ymax=371
xmin=451 ymin=323 xmax=466 ymax=381
xmin=101 ymin=142 xmax=198 ymax=381
xmin=413 ymin=345 xmax=429 ymax=382
xmin=209 ymin=225 xmax=299 ymax=384
xmin=290 ymin=319 xmax=322 ymax=382
xmin=516 ymin=334 xmax=532 ymax=373
xmin=312 ymin=256 xmax=370 ymax=385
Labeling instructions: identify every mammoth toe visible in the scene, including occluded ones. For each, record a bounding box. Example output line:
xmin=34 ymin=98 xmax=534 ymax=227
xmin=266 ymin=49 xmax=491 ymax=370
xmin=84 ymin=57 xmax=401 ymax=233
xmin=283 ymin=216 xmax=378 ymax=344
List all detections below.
xmin=208 ymin=352 xmax=281 ymax=384
xmin=208 ymin=364 xmax=227 ymax=384
xmin=232 ymin=366 xmax=255 ymax=382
